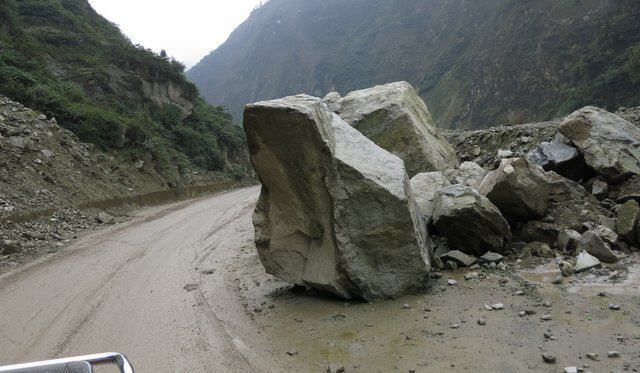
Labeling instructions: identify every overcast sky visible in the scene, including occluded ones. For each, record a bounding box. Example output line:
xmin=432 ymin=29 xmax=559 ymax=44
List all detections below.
xmin=89 ymin=0 xmax=265 ymax=69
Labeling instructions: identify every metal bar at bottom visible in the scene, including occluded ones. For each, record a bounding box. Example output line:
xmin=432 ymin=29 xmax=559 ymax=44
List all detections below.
xmin=0 ymin=352 xmax=134 ymax=373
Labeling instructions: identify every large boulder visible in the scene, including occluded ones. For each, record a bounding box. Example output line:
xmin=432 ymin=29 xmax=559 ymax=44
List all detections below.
xmin=244 ymin=95 xmax=430 ymax=301
xmin=616 ymin=200 xmax=640 ymax=245
xmin=329 ymin=81 xmax=458 ymax=177
xmin=432 ymin=184 xmax=511 ymax=256
xmin=526 ymin=133 xmax=592 ymax=181
xmin=477 ymin=157 xmax=551 ymax=222
xmin=560 ymin=107 xmax=640 ymax=182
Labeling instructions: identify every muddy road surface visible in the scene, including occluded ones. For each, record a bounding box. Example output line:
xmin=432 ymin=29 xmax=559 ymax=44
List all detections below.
xmin=1 ymin=186 xmax=638 ymax=372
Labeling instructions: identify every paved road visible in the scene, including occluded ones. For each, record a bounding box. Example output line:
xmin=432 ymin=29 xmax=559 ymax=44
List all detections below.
xmin=0 ymin=187 xmax=261 ymax=372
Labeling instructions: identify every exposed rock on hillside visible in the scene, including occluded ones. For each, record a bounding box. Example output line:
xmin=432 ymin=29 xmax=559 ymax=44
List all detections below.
xmin=0 ymin=0 xmax=247 ymax=179
xmin=327 ymin=81 xmax=458 ymax=177
xmin=0 ymin=95 xmax=233 ymax=272
xmin=245 ymin=94 xmax=429 ymax=301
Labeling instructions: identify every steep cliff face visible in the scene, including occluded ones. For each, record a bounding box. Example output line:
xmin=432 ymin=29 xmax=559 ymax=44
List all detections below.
xmin=188 ymin=0 xmax=640 ymax=129
xmin=0 ymin=0 xmax=247 ymax=181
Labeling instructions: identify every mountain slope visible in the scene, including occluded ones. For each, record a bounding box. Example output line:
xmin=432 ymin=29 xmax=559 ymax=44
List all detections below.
xmin=0 ymin=0 xmax=246 ymax=183
xmin=188 ymin=0 xmax=640 ymax=129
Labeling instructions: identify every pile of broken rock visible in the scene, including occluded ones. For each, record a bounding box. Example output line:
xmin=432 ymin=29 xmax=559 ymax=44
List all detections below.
xmin=243 ymin=81 xmax=640 ymax=301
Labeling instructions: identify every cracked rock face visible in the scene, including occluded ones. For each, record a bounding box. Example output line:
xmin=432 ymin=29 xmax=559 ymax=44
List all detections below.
xmin=244 ymin=94 xmax=430 ymax=301
xmin=328 ymin=81 xmax=458 ymax=177
xmin=560 ymin=106 xmax=640 ymax=182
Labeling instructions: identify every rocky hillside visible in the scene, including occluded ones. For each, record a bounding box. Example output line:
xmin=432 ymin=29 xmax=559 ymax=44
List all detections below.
xmin=188 ymin=0 xmax=640 ymax=129
xmin=0 ymin=94 xmax=236 ymax=271
xmin=0 ymin=0 xmax=247 ymax=183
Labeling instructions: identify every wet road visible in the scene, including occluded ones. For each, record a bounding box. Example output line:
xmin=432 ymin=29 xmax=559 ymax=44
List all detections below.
xmin=0 ymin=187 xmax=262 ymax=372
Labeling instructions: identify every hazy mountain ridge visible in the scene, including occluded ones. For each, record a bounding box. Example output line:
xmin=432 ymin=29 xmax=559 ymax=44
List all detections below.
xmin=188 ymin=0 xmax=640 ymax=129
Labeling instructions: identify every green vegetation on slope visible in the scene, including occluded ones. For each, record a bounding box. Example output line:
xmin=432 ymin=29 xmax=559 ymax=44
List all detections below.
xmin=0 ymin=0 xmax=246 ymax=181
xmin=188 ymin=0 xmax=640 ymax=129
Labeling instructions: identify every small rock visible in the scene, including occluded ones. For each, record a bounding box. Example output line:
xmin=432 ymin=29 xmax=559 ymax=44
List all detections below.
xmin=183 ymin=283 xmax=198 ymax=292
xmin=586 ymin=353 xmax=599 ymax=361
xmin=491 ymin=303 xmax=504 ymax=310
xmin=575 ymin=251 xmax=601 ymax=272
xmin=327 ymin=364 xmax=345 ymax=373
xmin=592 ymin=179 xmax=609 ymax=197
xmin=477 ymin=318 xmax=486 ymax=326
xmin=440 ymin=250 xmax=478 ymax=267
xmin=497 ymin=149 xmax=514 ymax=158
xmin=286 ymin=349 xmax=298 ymax=356
xmin=557 ymin=230 xmax=582 ymax=252
xmin=447 ymin=279 xmax=458 ymax=286
xmin=451 ymin=323 xmax=459 ymax=329
xmin=479 ymin=251 xmax=504 ymax=264
xmin=609 ymin=303 xmax=621 ymax=310
xmin=607 ymin=351 xmax=620 ymax=358
xmin=464 ymin=272 xmax=479 ymax=280
xmin=518 ymin=311 xmax=526 ymax=317
xmin=540 ymin=314 xmax=552 ymax=321
xmin=559 ymin=261 xmax=575 ymax=277
xmin=444 ymin=260 xmax=458 ymax=271
xmin=552 ymin=275 xmax=563 ymax=285
xmin=564 ymin=367 xmax=578 ymax=373
xmin=593 ymin=225 xmax=618 ymax=245
xmin=402 ymin=303 xmax=411 ymax=309
xmin=40 ymin=149 xmax=54 ymax=158
xmin=96 ymin=212 xmax=115 ymax=224
xmin=542 ymin=353 xmax=557 ymax=363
